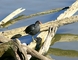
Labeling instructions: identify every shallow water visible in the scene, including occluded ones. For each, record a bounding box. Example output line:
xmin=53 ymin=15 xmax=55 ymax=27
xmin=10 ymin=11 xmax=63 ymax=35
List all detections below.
xmin=0 ymin=0 xmax=78 ymax=60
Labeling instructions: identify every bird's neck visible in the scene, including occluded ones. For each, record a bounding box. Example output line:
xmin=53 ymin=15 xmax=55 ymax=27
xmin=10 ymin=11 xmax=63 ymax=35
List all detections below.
xmin=35 ymin=23 xmax=39 ymax=27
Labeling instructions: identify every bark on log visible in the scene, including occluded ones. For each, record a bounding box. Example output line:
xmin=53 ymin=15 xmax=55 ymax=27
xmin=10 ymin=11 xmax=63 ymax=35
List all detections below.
xmin=0 ymin=37 xmax=52 ymax=60
xmin=39 ymin=26 xmax=57 ymax=54
xmin=0 ymin=39 xmax=28 ymax=60
xmin=0 ymin=15 xmax=78 ymax=39
xmin=26 ymin=45 xmax=52 ymax=60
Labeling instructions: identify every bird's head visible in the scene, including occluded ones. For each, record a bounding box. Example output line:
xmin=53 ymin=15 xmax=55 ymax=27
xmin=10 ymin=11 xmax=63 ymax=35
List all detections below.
xmin=35 ymin=20 xmax=42 ymax=24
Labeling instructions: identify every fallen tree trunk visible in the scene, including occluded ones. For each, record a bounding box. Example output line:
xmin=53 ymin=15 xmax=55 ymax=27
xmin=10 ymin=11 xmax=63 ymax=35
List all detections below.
xmin=0 ymin=0 xmax=78 ymax=60
xmin=0 ymin=38 xmax=52 ymax=60
xmin=0 ymin=15 xmax=78 ymax=39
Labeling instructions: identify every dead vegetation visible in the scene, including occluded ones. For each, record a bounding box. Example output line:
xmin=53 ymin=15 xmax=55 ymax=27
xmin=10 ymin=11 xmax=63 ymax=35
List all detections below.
xmin=0 ymin=0 xmax=78 ymax=60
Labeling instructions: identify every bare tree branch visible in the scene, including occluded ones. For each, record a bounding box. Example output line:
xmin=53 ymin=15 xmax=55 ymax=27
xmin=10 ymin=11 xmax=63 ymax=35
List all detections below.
xmin=0 ymin=8 xmax=25 ymax=25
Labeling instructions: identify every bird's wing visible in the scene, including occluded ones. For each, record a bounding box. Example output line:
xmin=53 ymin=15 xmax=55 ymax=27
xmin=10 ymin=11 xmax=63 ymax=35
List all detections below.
xmin=28 ymin=26 xmax=35 ymax=34
xmin=26 ymin=24 xmax=35 ymax=33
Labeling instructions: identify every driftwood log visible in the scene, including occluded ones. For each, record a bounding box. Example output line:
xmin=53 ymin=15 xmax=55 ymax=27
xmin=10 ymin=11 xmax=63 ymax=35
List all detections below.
xmin=0 ymin=0 xmax=78 ymax=60
xmin=0 ymin=37 xmax=52 ymax=60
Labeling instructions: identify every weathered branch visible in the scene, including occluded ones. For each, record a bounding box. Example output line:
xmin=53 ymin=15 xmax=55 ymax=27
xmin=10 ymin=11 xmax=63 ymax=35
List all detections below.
xmin=26 ymin=45 xmax=52 ymax=60
xmin=0 ymin=7 xmax=69 ymax=28
xmin=0 ymin=8 xmax=25 ymax=25
xmin=0 ymin=35 xmax=11 ymax=43
xmin=39 ymin=26 xmax=57 ymax=54
xmin=57 ymin=0 xmax=78 ymax=20
xmin=37 ymin=0 xmax=78 ymax=55
xmin=0 ymin=36 xmax=52 ymax=60
xmin=0 ymin=15 xmax=78 ymax=39
xmin=0 ymin=0 xmax=77 ymax=39
xmin=0 ymin=0 xmax=78 ymax=39
xmin=0 ymin=1 xmax=78 ymax=60
xmin=0 ymin=39 xmax=29 ymax=60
